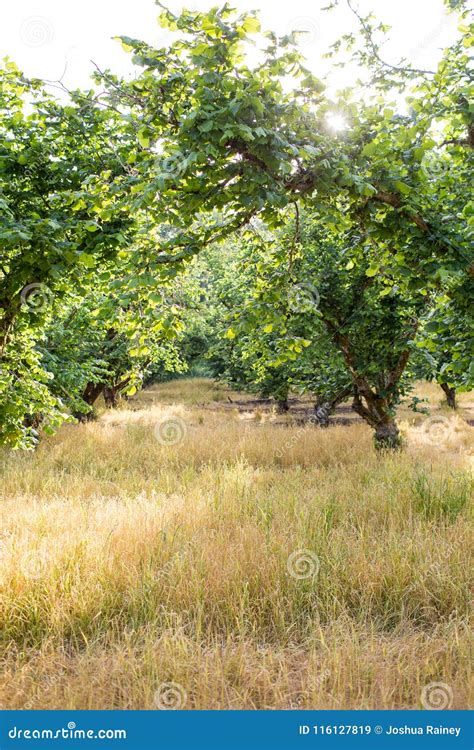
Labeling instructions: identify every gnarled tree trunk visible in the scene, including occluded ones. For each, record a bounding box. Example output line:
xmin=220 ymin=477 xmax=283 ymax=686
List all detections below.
xmin=373 ymin=419 xmax=401 ymax=450
xmin=103 ymin=376 xmax=132 ymax=409
xmin=324 ymin=325 xmax=412 ymax=450
xmin=440 ymin=383 xmax=456 ymax=409
xmin=314 ymin=399 xmax=331 ymax=427
xmin=314 ymin=385 xmax=353 ymax=428
xmin=73 ymin=382 xmax=104 ymax=422
xmin=352 ymin=389 xmax=401 ymax=450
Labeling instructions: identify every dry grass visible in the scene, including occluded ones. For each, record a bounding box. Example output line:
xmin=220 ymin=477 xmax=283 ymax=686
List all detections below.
xmin=0 ymin=379 xmax=472 ymax=710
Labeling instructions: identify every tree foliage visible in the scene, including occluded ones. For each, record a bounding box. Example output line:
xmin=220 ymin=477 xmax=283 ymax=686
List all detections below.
xmin=0 ymin=1 xmax=472 ymax=449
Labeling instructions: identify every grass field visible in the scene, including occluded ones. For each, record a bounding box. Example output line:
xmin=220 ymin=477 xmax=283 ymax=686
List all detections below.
xmin=0 ymin=379 xmax=472 ymax=710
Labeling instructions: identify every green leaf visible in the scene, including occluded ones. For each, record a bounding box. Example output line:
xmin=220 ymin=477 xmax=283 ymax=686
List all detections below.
xmin=242 ymin=16 xmax=261 ymax=33
xmin=394 ymin=181 xmax=411 ymax=195
xmin=198 ymin=120 xmax=214 ymax=133
xmin=78 ymin=253 xmax=95 ymax=267
xmin=361 ymin=141 xmax=378 ymax=157
xmin=137 ymin=129 xmax=151 ymax=148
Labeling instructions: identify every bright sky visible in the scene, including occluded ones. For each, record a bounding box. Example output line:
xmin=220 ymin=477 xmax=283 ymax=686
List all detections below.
xmin=0 ymin=0 xmax=459 ymax=95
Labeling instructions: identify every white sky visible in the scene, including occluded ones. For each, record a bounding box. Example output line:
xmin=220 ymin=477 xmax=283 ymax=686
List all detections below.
xmin=0 ymin=0 xmax=460 ymax=96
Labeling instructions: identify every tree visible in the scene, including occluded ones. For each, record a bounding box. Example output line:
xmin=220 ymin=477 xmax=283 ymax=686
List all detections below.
xmin=0 ymin=62 xmax=136 ymax=446
xmin=42 ymin=289 xmax=185 ymax=420
xmin=221 ymin=206 xmax=431 ymax=448
xmin=93 ymin=3 xmax=471 ymax=442
xmin=212 ymin=230 xmax=352 ymax=421
xmin=94 ymin=3 xmax=471 ymax=296
xmin=2 ymin=1 xmax=472 ymax=450
xmin=414 ymin=296 xmax=473 ymax=409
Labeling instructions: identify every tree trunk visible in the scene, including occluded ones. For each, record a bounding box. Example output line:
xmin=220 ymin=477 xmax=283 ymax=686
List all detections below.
xmin=103 ymin=386 xmax=119 ymax=408
xmin=314 ymin=399 xmax=331 ymax=427
xmin=352 ymin=389 xmax=402 ymax=450
xmin=24 ymin=413 xmax=42 ymax=429
xmin=82 ymin=382 xmax=104 ymax=405
xmin=440 ymin=383 xmax=456 ymax=409
xmin=73 ymin=382 xmax=103 ymax=421
xmin=314 ymin=386 xmax=352 ymax=428
xmin=322 ymin=323 xmax=412 ymax=451
xmin=276 ymin=398 xmax=289 ymax=414
xmin=373 ymin=419 xmax=401 ymax=450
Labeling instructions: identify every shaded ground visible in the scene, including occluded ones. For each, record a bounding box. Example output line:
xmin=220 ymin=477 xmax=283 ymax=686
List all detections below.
xmin=131 ymin=379 xmax=474 ymax=429
xmin=201 ymin=395 xmax=361 ymax=427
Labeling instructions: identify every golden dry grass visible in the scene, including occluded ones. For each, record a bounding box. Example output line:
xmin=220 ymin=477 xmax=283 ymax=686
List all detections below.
xmin=0 ymin=379 xmax=472 ymax=710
